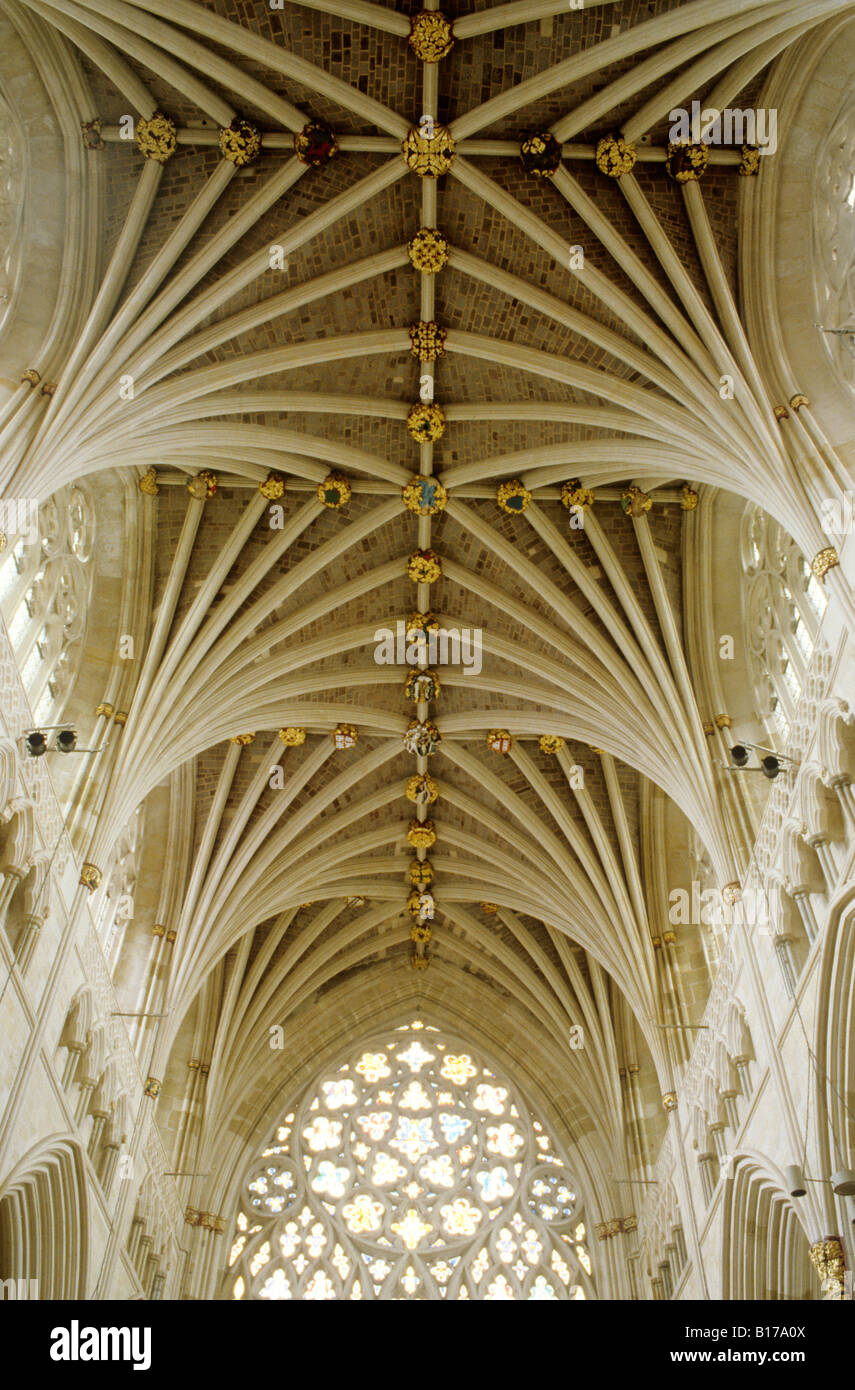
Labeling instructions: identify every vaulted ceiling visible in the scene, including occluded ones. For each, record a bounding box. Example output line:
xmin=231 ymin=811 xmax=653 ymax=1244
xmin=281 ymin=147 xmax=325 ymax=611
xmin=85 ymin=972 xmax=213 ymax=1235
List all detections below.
xmin=3 ymin=0 xmax=848 ymax=1216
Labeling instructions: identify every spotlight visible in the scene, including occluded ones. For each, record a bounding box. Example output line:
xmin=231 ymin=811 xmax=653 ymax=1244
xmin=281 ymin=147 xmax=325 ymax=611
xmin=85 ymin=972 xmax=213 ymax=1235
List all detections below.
xmin=831 ymin=1168 xmax=855 ymax=1198
xmin=25 ymin=731 xmax=46 ymax=758
xmin=55 ymin=729 xmax=77 ymax=753
xmin=784 ymin=1164 xmax=807 ymax=1198
xmin=724 ymin=741 xmax=796 ymax=778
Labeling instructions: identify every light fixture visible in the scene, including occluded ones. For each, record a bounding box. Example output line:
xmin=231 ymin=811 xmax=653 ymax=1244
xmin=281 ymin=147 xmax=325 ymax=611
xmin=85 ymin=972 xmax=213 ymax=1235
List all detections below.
xmin=831 ymin=1168 xmax=855 ymax=1198
xmin=724 ymin=740 xmax=798 ymax=781
xmin=784 ymin=1164 xmax=807 ymax=1198
xmin=23 ymin=726 xmax=99 ymax=757
xmin=816 ymin=322 xmax=855 ymax=360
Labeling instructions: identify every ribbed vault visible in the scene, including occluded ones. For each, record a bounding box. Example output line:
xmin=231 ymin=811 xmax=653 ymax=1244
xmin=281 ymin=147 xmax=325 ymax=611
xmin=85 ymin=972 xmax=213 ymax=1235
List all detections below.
xmin=3 ymin=0 xmax=853 ymax=1299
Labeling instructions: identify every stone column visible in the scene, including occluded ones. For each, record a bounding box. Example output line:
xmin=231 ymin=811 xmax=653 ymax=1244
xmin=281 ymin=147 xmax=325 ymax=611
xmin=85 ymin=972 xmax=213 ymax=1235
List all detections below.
xmin=805 ymin=834 xmax=839 ymax=892
xmin=829 ymin=776 xmax=855 ymax=834
xmin=791 ymin=889 xmax=819 ymax=944
xmin=698 ymin=1153 xmax=717 ymax=1204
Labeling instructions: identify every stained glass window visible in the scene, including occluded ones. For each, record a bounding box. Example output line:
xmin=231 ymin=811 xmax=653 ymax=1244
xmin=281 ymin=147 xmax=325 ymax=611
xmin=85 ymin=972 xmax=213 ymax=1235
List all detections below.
xmin=226 ymin=1022 xmax=593 ymax=1301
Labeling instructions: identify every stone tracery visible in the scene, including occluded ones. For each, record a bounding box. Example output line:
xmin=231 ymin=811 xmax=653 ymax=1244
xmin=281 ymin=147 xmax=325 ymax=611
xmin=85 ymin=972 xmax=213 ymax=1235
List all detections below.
xmin=228 ymin=1021 xmax=591 ymax=1301
xmin=0 ymin=0 xmax=852 ymax=1310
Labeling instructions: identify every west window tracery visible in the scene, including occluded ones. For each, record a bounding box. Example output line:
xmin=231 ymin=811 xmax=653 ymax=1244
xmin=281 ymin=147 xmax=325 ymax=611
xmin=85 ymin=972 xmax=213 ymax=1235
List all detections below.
xmin=226 ymin=1021 xmax=593 ymax=1301
xmin=740 ymin=504 xmax=826 ymax=742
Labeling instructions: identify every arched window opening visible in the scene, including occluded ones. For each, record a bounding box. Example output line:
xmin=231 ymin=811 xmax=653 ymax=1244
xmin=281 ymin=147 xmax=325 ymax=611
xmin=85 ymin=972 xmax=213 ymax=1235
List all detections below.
xmin=226 ymin=1021 xmax=593 ymax=1301
xmin=0 ymin=483 xmax=95 ymax=726
xmin=740 ymin=505 xmax=827 ymax=743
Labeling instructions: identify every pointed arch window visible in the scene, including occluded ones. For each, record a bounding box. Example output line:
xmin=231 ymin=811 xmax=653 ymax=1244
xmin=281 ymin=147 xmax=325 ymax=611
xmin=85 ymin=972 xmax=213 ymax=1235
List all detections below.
xmin=740 ymin=505 xmax=826 ymax=742
xmin=0 ymin=483 xmax=95 ymax=724
xmin=226 ymin=1021 xmax=594 ymax=1301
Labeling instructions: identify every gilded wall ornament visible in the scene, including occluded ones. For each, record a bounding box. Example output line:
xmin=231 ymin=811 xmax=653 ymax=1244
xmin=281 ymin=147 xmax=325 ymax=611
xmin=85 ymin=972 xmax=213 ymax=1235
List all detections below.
xmin=405 ymin=610 xmax=439 ymax=639
xmin=279 ymin=726 xmax=306 ymax=746
xmin=113 ymin=710 xmax=128 ymax=726
xmin=411 ymin=953 xmax=430 ymax=970
xmin=487 ymin=730 xmax=513 ymax=754
xmin=409 ymin=858 xmax=434 ymax=886
xmin=187 ymin=470 xmax=218 ymax=499
xmin=95 ymin=702 xmax=114 ymax=719
xmin=496 ymin=479 xmax=531 ymax=514
xmin=219 ymin=118 xmax=262 ymax=166
xmin=144 ymin=1076 xmax=162 ymax=1099
xmin=561 ymin=478 xmax=594 ymax=511
xmin=401 ymin=126 xmax=456 ymax=177
xmin=539 ymin=735 xmax=565 ymax=754
xmin=407 ymin=549 xmax=442 ymax=583
xmin=403 ymin=475 xmax=447 ymax=515
xmin=408 ymin=10 xmax=454 ymax=62
xmin=620 ymin=485 xmax=651 ymax=517
xmin=789 ymin=393 xmax=810 ymax=411
xmin=406 ymin=773 xmax=439 ymax=804
xmin=21 ymin=369 xmax=41 ymax=387
xmin=665 ymin=141 xmax=709 ymax=182
xmin=230 ymin=733 xmax=255 ymax=745
xmin=331 ymin=723 xmax=358 ymax=749
xmin=260 ymin=471 xmax=286 ymax=499
xmin=661 ymin=1091 xmax=678 ymax=1111
xmin=722 ymin=882 xmax=742 ymax=905
xmin=136 ymin=112 xmax=178 ymax=163
xmin=410 ymin=922 xmax=432 ymax=945
xmin=404 ymin=668 xmax=441 ymax=702
xmin=408 ymin=227 xmax=449 ymax=272
xmin=520 ymin=132 xmax=562 ymax=177
xmin=403 ymin=719 xmax=441 ymax=755
xmin=408 ymin=890 xmax=435 ymax=921
xmin=680 ymin=484 xmax=699 ymax=510
xmin=811 ymin=546 xmax=839 ymax=581
xmin=79 ymin=863 xmax=102 ymax=891
xmin=139 ymin=468 xmax=159 ymax=496
xmin=407 ymin=401 xmax=446 ymax=442
xmin=809 ymin=1237 xmax=846 ymax=1299
xmin=407 ymin=819 xmax=436 ymax=848
xmin=81 ymin=118 xmax=104 ymax=150
xmin=409 ymin=320 xmax=447 ymax=361
xmin=318 ymin=473 xmax=351 ymax=508
xmin=595 ymin=134 xmax=637 ymax=177
xmin=294 ymin=121 xmax=338 ymax=165
xmin=773 ymin=404 xmax=789 ymax=421
xmin=738 ymin=144 xmax=761 ymax=177
xmin=480 ymin=902 xmax=498 ymax=914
